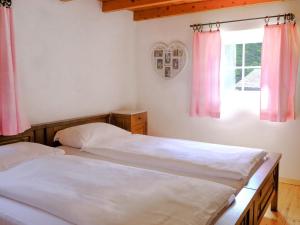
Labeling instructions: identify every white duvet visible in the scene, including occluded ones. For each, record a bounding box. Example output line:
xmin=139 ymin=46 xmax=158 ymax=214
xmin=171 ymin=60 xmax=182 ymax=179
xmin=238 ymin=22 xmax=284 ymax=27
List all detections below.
xmin=82 ymin=135 xmax=267 ymax=185
xmin=0 ymin=155 xmax=235 ymax=225
xmin=0 ymin=196 xmax=72 ymax=225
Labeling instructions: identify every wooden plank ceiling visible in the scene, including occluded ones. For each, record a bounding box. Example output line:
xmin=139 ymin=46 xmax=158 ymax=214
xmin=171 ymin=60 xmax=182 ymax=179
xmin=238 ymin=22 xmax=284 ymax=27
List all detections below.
xmin=66 ymin=0 xmax=283 ymax=21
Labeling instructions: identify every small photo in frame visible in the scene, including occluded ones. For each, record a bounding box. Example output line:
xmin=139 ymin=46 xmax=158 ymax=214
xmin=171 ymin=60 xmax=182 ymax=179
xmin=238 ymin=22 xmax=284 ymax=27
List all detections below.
xmin=154 ymin=50 xmax=163 ymax=57
xmin=157 ymin=59 xmax=163 ymax=70
xmin=178 ymin=49 xmax=183 ymax=57
xmin=172 ymin=58 xmax=179 ymax=70
xmin=165 ymin=67 xmax=171 ymax=78
xmin=165 ymin=52 xmax=171 ymax=64
xmin=173 ymin=49 xmax=179 ymax=57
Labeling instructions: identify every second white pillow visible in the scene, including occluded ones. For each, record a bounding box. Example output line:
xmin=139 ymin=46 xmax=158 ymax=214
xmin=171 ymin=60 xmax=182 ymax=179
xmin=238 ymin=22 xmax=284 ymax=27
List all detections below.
xmin=54 ymin=122 xmax=130 ymax=149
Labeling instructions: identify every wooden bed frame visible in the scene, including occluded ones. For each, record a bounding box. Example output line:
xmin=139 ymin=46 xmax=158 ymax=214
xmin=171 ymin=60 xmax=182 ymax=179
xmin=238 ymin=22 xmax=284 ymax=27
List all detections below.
xmin=0 ymin=113 xmax=281 ymax=225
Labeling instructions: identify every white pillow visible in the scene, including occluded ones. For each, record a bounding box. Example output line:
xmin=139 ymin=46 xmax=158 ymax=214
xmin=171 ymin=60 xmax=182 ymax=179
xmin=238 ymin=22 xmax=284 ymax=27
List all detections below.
xmin=54 ymin=122 xmax=130 ymax=149
xmin=0 ymin=142 xmax=65 ymax=171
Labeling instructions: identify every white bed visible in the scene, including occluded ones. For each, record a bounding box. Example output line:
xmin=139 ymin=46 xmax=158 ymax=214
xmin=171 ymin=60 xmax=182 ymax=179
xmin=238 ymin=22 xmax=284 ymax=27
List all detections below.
xmin=60 ymin=145 xmax=247 ymax=190
xmin=0 ymin=142 xmax=236 ymax=225
xmin=0 ymin=142 xmax=70 ymax=225
xmin=54 ymin=123 xmax=267 ymax=190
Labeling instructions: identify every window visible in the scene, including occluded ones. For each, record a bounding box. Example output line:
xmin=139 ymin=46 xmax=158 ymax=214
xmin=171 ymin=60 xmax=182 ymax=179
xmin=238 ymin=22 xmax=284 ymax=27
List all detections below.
xmin=221 ymin=29 xmax=264 ymax=117
xmin=232 ymin=43 xmax=262 ymax=91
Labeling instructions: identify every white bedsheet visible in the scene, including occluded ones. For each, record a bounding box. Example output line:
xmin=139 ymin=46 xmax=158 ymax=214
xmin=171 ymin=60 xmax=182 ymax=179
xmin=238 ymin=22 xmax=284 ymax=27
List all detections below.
xmin=0 ymin=197 xmax=71 ymax=225
xmin=77 ymin=135 xmax=266 ymax=187
xmin=0 ymin=155 xmax=235 ymax=225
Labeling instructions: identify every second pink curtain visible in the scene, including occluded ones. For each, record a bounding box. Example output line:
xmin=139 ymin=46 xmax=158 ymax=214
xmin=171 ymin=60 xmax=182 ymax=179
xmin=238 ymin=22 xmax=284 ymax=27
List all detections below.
xmin=0 ymin=6 xmax=30 ymax=135
xmin=260 ymin=23 xmax=300 ymax=122
xmin=190 ymin=31 xmax=221 ymax=118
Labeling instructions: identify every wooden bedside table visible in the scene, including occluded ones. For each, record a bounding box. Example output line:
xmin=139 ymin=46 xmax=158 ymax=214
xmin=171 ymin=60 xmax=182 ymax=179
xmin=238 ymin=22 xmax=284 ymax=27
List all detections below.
xmin=110 ymin=110 xmax=147 ymax=135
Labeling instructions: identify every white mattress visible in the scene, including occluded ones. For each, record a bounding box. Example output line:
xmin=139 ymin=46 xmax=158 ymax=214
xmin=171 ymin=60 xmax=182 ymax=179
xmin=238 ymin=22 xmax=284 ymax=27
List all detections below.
xmin=0 ymin=197 xmax=71 ymax=225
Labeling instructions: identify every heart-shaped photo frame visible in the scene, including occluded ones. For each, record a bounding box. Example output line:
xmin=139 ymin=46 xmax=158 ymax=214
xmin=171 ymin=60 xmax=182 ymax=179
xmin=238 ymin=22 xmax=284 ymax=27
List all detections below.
xmin=151 ymin=41 xmax=188 ymax=79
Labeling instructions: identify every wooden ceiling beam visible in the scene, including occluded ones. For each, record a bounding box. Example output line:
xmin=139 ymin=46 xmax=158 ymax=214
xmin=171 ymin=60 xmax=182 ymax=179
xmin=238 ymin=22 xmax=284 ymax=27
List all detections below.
xmin=101 ymin=0 xmax=189 ymax=12
xmin=133 ymin=0 xmax=283 ymax=21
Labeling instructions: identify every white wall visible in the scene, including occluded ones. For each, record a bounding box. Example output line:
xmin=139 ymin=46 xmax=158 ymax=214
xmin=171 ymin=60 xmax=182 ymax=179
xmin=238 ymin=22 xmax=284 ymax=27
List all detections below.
xmin=14 ymin=0 xmax=137 ymax=124
xmin=13 ymin=0 xmax=300 ymax=179
xmin=136 ymin=0 xmax=300 ymax=180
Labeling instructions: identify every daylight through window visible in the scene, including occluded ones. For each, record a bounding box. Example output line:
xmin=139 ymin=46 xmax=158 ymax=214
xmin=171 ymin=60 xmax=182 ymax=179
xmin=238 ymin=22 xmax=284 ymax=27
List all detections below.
xmin=220 ymin=29 xmax=264 ymax=116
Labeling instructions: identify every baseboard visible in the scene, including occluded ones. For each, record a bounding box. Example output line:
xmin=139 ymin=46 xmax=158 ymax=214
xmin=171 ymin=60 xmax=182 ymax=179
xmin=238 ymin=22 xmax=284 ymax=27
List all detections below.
xmin=280 ymin=177 xmax=300 ymax=186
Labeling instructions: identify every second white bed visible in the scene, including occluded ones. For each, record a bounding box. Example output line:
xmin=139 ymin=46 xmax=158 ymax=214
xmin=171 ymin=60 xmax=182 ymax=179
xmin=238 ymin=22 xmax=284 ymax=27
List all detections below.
xmin=60 ymin=145 xmax=251 ymax=190
xmin=55 ymin=122 xmax=267 ymax=190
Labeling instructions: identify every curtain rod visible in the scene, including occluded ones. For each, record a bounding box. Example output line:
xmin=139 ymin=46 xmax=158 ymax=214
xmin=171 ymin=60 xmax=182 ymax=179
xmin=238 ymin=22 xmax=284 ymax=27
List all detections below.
xmin=190 ymin=13 xmax=296 ymax=30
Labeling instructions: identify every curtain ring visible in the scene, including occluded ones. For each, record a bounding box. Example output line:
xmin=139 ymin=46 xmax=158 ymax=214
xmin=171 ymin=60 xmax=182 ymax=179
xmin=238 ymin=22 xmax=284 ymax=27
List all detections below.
xmin=195 ymin=24 xmax=201 ymax=32
xmin=194 ymin=25 xmax=197 ymax=32
xmin=287 ymin=14 xmax=291 ymax=23
xmin=192 ymin=25 xmax=197 ymax=32
xmin=287 ymin=13 xmax=292 ymax=23
xmin=291 ymin=13 xmax=295 ymax=21
xmin=284 ymin=14 xmax=287 ymax=24
xmin=265 ymin=16 xmax=270 ymax=26
xmin=216 ymin=22 xmax=221 ymax=31
xmin=200 ymin=25 xmax=204 ymax=32
xmin=209 ymin=23 xmax=213 ymax=32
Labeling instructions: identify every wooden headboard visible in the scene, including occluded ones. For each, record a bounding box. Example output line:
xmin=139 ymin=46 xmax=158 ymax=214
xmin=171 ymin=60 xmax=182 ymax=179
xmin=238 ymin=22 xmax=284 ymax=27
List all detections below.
xmin=0 ymin=114 xmax=110 ymax=147
xmin=44 ymin=114 xmax=110 ymax=147
xmin=0 ymin=125 xmax=46 ymax=146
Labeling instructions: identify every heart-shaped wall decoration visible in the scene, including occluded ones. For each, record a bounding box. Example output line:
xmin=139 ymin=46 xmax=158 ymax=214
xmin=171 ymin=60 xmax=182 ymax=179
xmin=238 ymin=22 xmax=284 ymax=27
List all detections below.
xmin=151 ymin=41 xmax=188 ymax=79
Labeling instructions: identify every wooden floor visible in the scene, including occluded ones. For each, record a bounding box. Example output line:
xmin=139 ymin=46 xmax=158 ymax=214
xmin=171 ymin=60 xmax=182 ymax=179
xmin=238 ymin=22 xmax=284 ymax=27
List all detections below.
xmin=260 ymin=183 xmax=300 ymax=225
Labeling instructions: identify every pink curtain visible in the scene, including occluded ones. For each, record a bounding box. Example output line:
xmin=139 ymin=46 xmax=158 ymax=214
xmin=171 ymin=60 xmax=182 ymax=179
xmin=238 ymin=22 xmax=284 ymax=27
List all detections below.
xmin=0 ymin=6 xmax=30 ymax=135
xmin=260 ymin=23 xmax=300 ymax=122
xmin=190 ymin=31 xmax=221 ymax=118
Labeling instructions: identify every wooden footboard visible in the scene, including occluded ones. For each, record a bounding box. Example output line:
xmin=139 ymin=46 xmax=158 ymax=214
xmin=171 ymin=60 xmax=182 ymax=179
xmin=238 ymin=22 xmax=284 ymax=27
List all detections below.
xmin=216 ymin=153 xmax=281 ymax=225
xmin=246 ymin=154 xmax=280 ymax=225
xmin=215 ymin=188 xmax=256 ymax=225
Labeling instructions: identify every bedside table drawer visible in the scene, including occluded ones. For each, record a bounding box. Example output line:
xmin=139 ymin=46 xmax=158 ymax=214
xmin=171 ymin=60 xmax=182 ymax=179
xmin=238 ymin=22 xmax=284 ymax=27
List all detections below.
xmin=132 ymin=124 xmax=146 ymax=135
xmin=131 ymin=113 xmax=147 ymax=126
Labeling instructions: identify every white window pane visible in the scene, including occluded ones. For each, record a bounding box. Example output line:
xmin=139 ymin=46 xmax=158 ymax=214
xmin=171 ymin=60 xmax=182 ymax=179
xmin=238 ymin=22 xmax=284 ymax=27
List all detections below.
xmin=224 ymin=45 xmax=236 ymax=66
xmin=221 ymin=44 xmax=236 ymax=91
